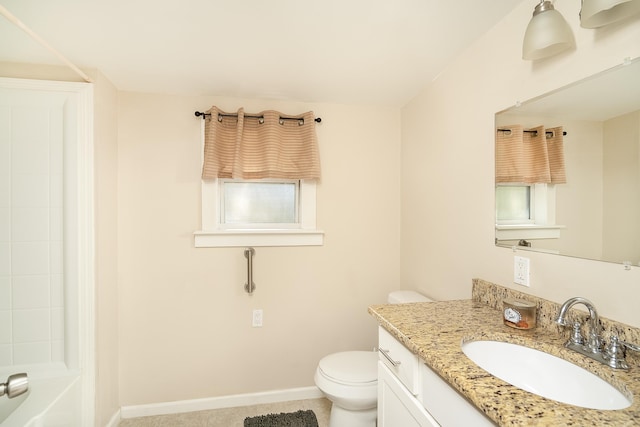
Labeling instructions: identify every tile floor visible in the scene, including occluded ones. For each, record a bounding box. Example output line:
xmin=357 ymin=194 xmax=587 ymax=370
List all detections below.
xmin=118 ymin=398 xmax=331 ymax=427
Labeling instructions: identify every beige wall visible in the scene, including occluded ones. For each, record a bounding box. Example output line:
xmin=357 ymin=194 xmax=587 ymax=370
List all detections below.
xmin=93 ymin=71 xmax=120 ymax=427
xmin=401 ymin=2 xmax=640 ymax=327
xmin=0 ymin=61 xmax=85 ymax=83
xmin=117 ymin=93 xmax=401 ymax=405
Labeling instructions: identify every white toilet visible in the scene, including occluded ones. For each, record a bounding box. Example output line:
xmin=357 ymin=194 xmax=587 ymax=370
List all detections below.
xmin=314 ymin=290 xmax=432 ymax=427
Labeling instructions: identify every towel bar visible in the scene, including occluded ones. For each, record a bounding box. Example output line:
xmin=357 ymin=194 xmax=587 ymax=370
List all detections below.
xmin=244 ymin=247 xmax=256 ymax=294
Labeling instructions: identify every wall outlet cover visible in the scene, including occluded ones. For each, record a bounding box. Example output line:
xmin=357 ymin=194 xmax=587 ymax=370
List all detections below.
xmin=514 ymin=256 xmax=530 ymax=287
xmin=252 ymin=309 xmax=263 ymax=327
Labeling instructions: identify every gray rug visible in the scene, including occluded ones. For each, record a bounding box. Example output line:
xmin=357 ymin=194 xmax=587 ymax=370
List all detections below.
xmin=244 ymin=409 xmax=318 ymax=427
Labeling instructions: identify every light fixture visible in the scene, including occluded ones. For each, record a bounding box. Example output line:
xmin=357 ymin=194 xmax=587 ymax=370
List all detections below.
xmin=580 ymin=0 xmax=640 ymax=28
xmin=522 ymin=1 xmax=575 ymax=61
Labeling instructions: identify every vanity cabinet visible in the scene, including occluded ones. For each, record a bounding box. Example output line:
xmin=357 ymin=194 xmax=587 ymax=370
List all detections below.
xmin=378 ymin=327 xmax=438 ymax=426
xmin=420 ymin=362 xmax=495 ymax=426
xmin=378 ymin=362 xmax=437 ymax=426
xmin=378 ymin=327 xmax=494 ymax=427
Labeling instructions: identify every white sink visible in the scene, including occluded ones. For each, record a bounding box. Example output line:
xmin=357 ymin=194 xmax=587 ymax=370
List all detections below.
xmin=461 ymin=340 xmax=632 ymax=410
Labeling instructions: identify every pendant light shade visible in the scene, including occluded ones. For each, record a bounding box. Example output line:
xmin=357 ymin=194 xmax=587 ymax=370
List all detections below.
xmin=522 ymin=1 xmax=575 ymax=61
xmin=580 ymin=0 xmax=640 ymax=28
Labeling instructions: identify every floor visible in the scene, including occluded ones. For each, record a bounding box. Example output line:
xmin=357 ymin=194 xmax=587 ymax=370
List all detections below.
xmin=118 ymin=398 xmax=332 ymax=427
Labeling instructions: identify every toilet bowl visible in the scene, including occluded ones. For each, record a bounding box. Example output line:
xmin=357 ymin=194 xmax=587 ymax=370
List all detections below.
xmin=314 ymin=290 xmax=432 ymax=427
xmin=314 ymin=351 xmax=378 ymax=427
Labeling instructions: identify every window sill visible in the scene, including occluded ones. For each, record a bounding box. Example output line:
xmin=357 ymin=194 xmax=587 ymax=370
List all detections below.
xmin=495 ymin=224 xmax=565 ymax=240
xmin=194 ymin=229 xmax=324 ymax=248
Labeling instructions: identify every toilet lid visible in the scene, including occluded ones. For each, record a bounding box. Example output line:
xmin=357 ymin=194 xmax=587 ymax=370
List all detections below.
xmin=318 ymin=351 xmax=378 ymax=384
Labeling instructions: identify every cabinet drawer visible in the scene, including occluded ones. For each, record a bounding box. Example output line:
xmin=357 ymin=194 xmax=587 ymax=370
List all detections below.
xmin=378 ymin=326 xmax=421 ymax=395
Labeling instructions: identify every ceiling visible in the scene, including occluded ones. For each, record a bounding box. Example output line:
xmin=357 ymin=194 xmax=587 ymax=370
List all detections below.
xmin=0 ymin=0 xmax=526 ymax=106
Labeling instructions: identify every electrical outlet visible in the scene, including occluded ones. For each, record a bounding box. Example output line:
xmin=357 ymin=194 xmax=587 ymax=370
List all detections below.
xmin=252 ymin=309 xmax=263 ymax=327
xmin=514 ymin=256 xmax=530 ymax=286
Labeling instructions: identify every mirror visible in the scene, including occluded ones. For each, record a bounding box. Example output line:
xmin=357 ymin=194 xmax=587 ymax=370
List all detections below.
xmin=495 ymin=58 xmax=640 ymax=265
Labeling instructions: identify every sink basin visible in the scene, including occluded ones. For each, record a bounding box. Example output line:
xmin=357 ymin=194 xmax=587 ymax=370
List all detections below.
xmin=461 ymin=340 xmax=632 ymax=410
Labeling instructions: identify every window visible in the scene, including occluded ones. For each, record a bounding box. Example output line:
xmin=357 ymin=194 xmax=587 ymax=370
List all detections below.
xmin=194 ymin=178 xmax=323 ymax=247
xmin=195 ymin=106 xmax=323 ymax=247
xmin=221 ymin=180 xmax=298 ymax=228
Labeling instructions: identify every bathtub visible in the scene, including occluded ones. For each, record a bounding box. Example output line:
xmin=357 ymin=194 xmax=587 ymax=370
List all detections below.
xmin=0 ymin=364 xmax=81 ymax=427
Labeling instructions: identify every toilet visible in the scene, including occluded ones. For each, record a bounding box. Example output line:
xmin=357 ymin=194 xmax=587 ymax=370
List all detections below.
xmin=314 ymin=290 xmax=432 ymax=427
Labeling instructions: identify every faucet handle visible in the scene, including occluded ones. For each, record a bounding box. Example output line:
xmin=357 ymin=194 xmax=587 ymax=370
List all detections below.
xmin=567 ymin=321 xmax=585 ymax=346
xmin=620 ymin=340 xmax=640 ymax=353
xmin=605 ymin=336 xmax=629 ymax=370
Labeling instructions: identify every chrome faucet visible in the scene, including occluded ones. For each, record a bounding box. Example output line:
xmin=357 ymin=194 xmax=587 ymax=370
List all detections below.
xmin=555 ymin=297 xmax=640 ymax=370
xmin=0 ymin=373 xmax=28 ymax=399
xmin=555 ymin=297 xmax=602 ymax=353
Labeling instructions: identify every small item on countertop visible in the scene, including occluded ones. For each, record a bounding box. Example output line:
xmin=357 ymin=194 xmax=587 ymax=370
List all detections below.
xmin=503 ymin=298 xmax=536 ymax=330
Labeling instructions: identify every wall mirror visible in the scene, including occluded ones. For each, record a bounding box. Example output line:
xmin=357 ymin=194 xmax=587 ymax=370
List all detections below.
xmin=495 ymin=58 xmax=640 ymax=265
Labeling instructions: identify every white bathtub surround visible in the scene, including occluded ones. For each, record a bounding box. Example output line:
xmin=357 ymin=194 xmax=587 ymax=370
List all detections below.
xmin=0 ymin=364 xmax=80 ymax=426
xmin=0 ymin=78 xmax=95 ymax=426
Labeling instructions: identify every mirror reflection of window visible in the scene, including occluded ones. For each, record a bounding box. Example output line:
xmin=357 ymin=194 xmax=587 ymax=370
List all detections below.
xmin=496 ymin=185 xmax=531 ymax=223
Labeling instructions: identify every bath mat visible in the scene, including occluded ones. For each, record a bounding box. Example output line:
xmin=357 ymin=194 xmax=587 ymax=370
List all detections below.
xmin=244 ymin=409 xmax=318 ymax=427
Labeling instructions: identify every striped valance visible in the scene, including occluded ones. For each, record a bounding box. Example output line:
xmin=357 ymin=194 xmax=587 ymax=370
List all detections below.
xmin=496 ymin=125 xmax=566 ymax=184
xmin=202 ymin=106 xmax=321 ymax=180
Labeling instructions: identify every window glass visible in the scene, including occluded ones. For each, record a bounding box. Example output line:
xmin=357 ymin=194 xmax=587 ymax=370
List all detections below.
xmin=496 ymin=185 xmax=531 ymax=222
xmin=222 ymin=180 xmax=298 ymax=225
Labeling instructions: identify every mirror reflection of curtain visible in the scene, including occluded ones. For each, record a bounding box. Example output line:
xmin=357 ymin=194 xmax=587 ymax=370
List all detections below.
xmin=496 ymin=125 xmax=566 ymax=184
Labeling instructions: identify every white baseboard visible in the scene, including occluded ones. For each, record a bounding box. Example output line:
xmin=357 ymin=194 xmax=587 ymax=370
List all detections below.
xmin=120 ymin=386 xmax=324 ymax=419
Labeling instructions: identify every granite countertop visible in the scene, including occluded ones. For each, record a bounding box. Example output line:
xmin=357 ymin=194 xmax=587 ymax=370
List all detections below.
xmin=369 ymin=298 xmax=640 ymax=426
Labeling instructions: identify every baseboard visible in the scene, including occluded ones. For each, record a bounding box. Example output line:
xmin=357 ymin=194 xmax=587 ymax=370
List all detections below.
xmin=104 ymin=409 xmax=121 ymax=427
xmin=120 ymin=386 xmax=324 ymax=419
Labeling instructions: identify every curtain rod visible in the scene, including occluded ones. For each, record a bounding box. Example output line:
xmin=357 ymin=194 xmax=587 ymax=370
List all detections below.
xmin=0 ymin=5 xmax=93 ymax=83
xmin=195 ymin=111 xmax=322 ymax=123
xmin=497 ymin=128 xmax=567 ymax=137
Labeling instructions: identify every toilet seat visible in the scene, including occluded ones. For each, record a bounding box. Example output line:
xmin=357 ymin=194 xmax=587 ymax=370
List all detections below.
xmin=317 ymin=351 xmax=378 ymax=386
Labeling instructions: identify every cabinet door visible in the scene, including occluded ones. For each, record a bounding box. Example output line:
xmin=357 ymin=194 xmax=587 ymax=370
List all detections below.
xmin=378 ymin=362 xmax=439 ymax=427
xmin=420 ymin=363 xmax=495 ymax=426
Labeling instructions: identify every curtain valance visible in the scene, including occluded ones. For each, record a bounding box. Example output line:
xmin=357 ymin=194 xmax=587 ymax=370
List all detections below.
xmin=495 ymin=125 xmax=566 ymax=184
xmin=202 ymin=106 xmax=321 ymax=180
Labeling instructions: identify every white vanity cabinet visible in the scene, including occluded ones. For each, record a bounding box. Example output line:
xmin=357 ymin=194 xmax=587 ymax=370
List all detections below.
xmin=377 ymin=327 xmax=438 ymax=427
xmin=378 ymin=327 xmax=495 ymax=427
xmin=378 ymin=361 xmax=438 ymax=426
xmin=420 ymin=362 xmax=495 ymax=426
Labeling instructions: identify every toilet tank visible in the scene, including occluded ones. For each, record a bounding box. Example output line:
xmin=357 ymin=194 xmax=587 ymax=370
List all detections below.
xmin=388 ymin=290 xmax=432 ymax=304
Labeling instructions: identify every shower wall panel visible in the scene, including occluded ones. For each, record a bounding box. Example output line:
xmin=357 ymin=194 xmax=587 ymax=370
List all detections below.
xmin=0 ymin=90 xmax=66 ymax=367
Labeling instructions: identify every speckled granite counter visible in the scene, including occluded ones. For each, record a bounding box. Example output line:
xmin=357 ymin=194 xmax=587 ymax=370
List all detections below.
xmin=368 ymin=279 xmax=640 ymax=426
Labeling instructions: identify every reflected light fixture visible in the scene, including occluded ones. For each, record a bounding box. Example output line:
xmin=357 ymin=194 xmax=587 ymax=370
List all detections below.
xmin=522 ymin=1 xmax=575 ymax=60
xmin=580 ymin=0 xmax=640 ymax=28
